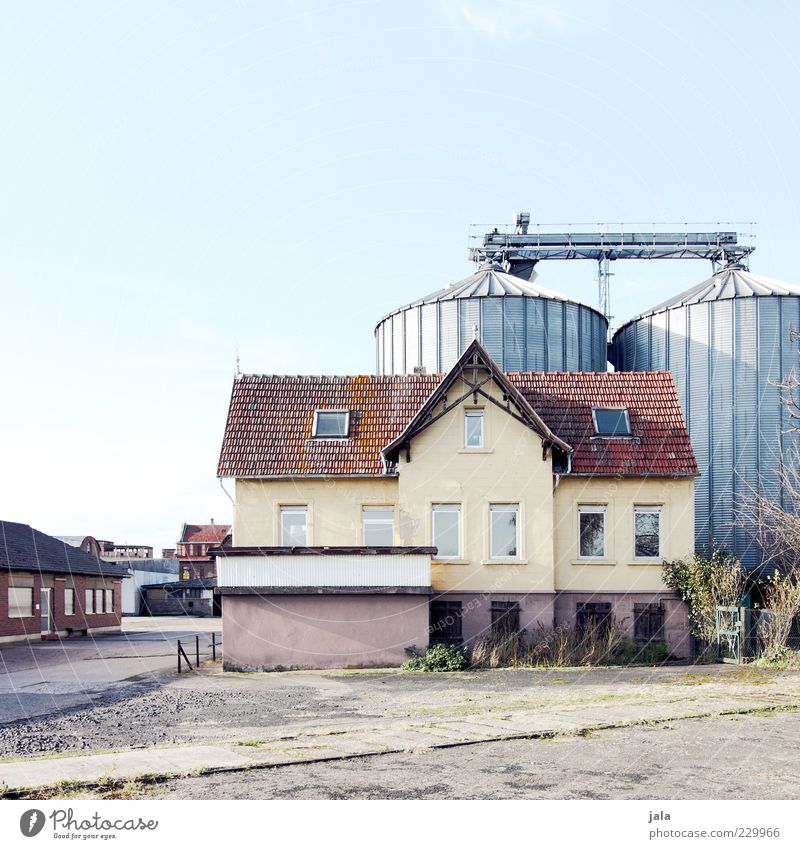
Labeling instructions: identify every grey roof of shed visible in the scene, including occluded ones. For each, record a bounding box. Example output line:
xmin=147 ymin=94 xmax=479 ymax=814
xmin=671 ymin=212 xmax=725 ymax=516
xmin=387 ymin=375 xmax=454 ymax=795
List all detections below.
xmin=114 ymin=558 xmax=179 ymax=575
xmin=618 ymin=266 xmax=800 ymax=326
xmin=0 ymin=521 xmax=131 ymax=578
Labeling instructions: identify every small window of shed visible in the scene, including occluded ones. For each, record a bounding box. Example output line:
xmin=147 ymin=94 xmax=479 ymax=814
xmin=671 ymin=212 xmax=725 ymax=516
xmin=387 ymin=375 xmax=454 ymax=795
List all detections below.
xmin=592 ymin=407 xmax=631 ymax=437
xmin=313 ymin=410 xmax=350 ymax=438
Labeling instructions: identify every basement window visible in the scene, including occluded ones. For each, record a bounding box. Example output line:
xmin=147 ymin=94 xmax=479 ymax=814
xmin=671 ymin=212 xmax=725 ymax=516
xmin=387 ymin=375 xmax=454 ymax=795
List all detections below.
xmin=592 ymin=407 xmax=631 ymax=437
xmin=313 ymin=409 xmax=350 ymax=438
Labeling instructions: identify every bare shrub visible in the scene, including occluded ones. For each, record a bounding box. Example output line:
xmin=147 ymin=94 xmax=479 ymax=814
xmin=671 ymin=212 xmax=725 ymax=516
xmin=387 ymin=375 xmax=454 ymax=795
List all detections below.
xmin=469 ymin=619 xmax=644 ymax=669
xmin=662 ymin=547 xmax=746 ymax=658
xmin=757 ymin=570 xmax=800 ymax=660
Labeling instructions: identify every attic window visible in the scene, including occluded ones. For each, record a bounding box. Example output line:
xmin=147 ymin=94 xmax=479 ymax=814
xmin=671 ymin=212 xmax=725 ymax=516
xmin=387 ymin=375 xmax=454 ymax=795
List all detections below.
xmin=313 ymin=409 xmax=350 ymax=438
xmin=592 ymin=407 xmax=631 ymax=437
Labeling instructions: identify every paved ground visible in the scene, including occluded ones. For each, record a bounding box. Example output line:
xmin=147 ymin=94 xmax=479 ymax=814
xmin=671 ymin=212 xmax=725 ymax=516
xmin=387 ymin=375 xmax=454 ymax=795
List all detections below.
xmin=0 ymin=616 xmax=221 ymax=725
xmin=1 ymin=653 xmax=800 ymax=798
xmin=151 ymin=710 xmax=800 ymax=800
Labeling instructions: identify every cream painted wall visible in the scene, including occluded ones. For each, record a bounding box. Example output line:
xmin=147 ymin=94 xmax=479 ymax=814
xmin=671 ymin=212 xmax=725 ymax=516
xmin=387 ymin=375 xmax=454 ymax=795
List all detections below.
xmin=553 ymin=476 xmax=695 ymax=592
xmin=393 ymin=377 xmax=555 ymax=593
xmin=231 ymin=379 xmax=696 ymax=596
xmin=233 ymin=477 xmax=397 ymax=547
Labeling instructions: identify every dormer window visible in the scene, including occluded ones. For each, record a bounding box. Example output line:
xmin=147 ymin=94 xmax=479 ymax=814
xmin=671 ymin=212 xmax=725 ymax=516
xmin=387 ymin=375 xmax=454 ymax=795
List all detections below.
xmin=592 ymin=407 xmax=631 ymax=437
xmin=313 ymin=409 xmax=350 ymax=438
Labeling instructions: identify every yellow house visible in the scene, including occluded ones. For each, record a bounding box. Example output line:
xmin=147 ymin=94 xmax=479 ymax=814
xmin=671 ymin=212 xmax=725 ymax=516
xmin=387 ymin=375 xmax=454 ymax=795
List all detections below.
xmin=215 ymin=340 xmax=697 ymax=671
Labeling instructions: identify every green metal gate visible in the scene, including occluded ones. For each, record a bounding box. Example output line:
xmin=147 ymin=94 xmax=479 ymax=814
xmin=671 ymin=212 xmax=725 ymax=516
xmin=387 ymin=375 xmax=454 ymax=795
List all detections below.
xmin=716 ymin=606 xmax=749 ymax=664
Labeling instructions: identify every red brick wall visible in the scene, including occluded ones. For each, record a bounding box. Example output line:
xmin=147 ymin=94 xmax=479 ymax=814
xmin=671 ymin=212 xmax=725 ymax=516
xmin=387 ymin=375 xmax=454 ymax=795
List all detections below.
xmin=0 ymin=571 xmax=41 ymax=639
xmin=0 ymin=571 xmax=122 ymax=639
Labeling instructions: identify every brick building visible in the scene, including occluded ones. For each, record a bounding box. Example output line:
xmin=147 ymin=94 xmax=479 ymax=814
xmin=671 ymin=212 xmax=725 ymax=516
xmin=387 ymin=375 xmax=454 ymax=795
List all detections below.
xmin=1 ymin=521 xmax=129 ymax=643
xmin=176 ymin=522 xmax=231 ymax=580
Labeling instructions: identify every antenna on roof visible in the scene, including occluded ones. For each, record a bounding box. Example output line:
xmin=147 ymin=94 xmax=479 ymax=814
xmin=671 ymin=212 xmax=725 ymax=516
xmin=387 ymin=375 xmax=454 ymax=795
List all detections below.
xmin=235 ymin=345 xmax=241 ymax=377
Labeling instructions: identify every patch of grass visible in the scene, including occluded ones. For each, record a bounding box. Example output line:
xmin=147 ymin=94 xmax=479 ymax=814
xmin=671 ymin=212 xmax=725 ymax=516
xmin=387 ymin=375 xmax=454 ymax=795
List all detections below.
xmin=0 ymin=772 xmax=170 ymax=801
xmin=753 ymin=650 xmax=800 ymax=671
xmin=235 ymin=740 xmax=263 ymax=747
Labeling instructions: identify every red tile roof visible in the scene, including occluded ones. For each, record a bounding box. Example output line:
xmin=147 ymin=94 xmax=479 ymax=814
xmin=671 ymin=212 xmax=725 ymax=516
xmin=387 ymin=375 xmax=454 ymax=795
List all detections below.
xmin=218 ymin=371 xmax=696 ymax=479
xmin=180 ymin=524 xmax=231 ymax=544
xmin=507 ymin=371 xmax=697 ymax=477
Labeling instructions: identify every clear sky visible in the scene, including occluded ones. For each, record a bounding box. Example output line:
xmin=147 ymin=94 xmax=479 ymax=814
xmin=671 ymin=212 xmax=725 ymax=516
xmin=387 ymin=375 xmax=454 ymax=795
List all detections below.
xmin=2 ymin=0 xmax=799 ymax=551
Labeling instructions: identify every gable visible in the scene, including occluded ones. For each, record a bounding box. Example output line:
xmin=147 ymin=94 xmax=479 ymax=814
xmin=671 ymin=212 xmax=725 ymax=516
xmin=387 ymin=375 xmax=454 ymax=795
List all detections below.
xmin=381 ymin=340 xmax=571 ymax=466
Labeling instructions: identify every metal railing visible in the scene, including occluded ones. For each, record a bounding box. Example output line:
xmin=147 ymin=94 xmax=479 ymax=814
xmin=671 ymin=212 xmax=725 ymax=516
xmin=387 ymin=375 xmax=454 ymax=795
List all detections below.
xmin=177 ymin=633 xmax=221 ymax=672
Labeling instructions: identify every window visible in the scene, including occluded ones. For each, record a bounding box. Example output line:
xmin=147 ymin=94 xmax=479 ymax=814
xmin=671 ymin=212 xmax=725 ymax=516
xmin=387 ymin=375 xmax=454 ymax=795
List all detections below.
xmin=8 ymin=587 xmax=33 ymax=618
xmin=64 ymin=588 xmax=75 ymax=616
xmin=490 ymin=504 xmax=518 ymax=559
xmin=491 ymin=601 xmax=520 ymax=636
xmin=432 ymin=504 xmax=461 ymax=558
xmin=578 ymin=506 xmax=606 ymax=559
xmin=104 ymin=588 xmax=114 ymax=613
xmin=362 ymin=506 xmax=394 ymax=546
xmin=592 ymin=407 xmax=631 ymax=437
xmin=464 ymin=409 xmax=484 ymax=448
xmin=634 ymin=603 xmax=665 ymax=643
xmin=634 ymin=507 xmax=661 ymax=558
xmin=313 ymin=409 xmax=350 ymax=438
xmin=85 ymin=588 xmax=96 ymax=614
xmin=280 ymin=506 xmax=308 ymax=546
xmin=576 ymin=602 xmax=612 ymax=636
xmin=430 ymin=601 xmax=463 ymax=644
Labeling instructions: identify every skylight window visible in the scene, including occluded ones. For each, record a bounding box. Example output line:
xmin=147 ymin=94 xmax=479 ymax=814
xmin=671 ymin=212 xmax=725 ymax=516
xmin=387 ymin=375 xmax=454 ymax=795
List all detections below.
xmin=313 ymin=409 xmax=350 ymax=438
xmin=592 ymin=407 xmax=631 ymax=437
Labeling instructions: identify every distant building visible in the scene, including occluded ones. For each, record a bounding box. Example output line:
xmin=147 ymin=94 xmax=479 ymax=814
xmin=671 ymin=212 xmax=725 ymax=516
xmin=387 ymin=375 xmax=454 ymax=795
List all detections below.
xmin=115 ymin=558 xmax=180 ymax=615
xmin=176 ymin=523 xmax=230 ymax=580
xmin=100 ymin=542 xmax=154 ymax=560
xmin=141 ymin=578 xmax=216 ymax=617
xmin=54 ymin=535 xmax=103 ymax=558
xmin=57 ymin=536 xmax=154 ymax=561
xmin=162 ymin=548 xmax=176 ymax=559
xmin=1 ymin=522 xmax=129 ymax=643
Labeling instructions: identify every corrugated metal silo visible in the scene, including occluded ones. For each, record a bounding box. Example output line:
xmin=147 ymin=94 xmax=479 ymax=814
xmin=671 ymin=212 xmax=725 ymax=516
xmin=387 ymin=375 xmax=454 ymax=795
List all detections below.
xmin=375 ymin=262 xmax=608 ymax=375
xmin=611 ymin=265 xmax=800 ymax=569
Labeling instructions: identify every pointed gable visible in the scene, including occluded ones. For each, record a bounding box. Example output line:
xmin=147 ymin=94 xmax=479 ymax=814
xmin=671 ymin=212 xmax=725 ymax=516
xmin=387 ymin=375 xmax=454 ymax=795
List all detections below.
xmin=381 ymin=340 xmax=571 ymax=465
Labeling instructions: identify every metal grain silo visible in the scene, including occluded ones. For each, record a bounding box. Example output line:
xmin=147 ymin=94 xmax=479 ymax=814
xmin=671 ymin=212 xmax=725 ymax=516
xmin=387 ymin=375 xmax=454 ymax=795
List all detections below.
xmin=611 ymin=264 xmax=800 ymax=569
xmin=375 ymin=262 xmax=608 ymax=375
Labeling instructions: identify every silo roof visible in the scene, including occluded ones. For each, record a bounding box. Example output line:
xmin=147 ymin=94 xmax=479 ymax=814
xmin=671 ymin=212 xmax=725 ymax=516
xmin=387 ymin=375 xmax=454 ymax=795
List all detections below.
xmin=381 ymin=262 xmax=602 ymax=318
xmin=619 ymin=266 xmax=800 ymax=326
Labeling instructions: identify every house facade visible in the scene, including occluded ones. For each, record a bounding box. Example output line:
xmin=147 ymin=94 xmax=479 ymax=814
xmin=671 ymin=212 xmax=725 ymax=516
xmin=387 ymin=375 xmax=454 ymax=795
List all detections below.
xmin=216 ymin=341 xmax=697 ymax=671
xmin=1 ymin=522 xmax=129 ymax=643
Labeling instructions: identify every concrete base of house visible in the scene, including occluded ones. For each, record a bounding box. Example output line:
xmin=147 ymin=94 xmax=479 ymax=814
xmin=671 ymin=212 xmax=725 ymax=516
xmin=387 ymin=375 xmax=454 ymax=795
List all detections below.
xmin=219 ymin=589 xmax=691 ymax=671
xmin=221 ymin=591 xmax=431 ymax=672
xmin=434 ymin=589 xmax=690 ymax=658
xmin=0 ymin=624 xmax=122 ymax=645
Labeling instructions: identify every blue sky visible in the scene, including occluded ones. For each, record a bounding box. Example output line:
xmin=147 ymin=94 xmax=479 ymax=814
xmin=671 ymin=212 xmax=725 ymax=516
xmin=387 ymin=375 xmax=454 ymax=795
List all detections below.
xmin=2 ymin=0 xmax=799 ymax=550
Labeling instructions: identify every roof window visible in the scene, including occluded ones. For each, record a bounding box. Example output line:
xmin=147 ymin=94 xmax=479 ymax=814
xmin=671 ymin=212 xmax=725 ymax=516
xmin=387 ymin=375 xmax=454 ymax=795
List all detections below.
xmin=313 ymin=409 xmax=350 ymax=438
xmin=592 ymin=407 xmax=631 ymax=437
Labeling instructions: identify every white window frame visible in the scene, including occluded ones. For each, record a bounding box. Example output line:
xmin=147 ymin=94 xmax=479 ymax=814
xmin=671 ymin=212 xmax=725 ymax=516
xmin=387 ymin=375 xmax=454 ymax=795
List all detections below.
xmin=104 ymin=588 xmax=114 ymax=613
xmin=362 ymin=505 xmax=395 ymax=547
xmin=464 ymin=409 xmax=484 ymax=449
xmin=591 ymin=407 xmax=631 ymax=437
xmin=633 ymin=506 xmax=662 ymax=559
xmin=8 ymin=587 xmax=34 ymax=618
xmin=85 ymin=588 xmax=96 ymax=615
xmin=64 ymin=587 xmax=75 ymax=616
xmin=312 ymin=409 xmax=350 ymax=439
xmin=578 ymin=505 xmax=607 ymax=559
xmin=432 ymin=503 xmax=462 ymax=559
xmin=489 ymin=503 xmax=520 ymax=560
xmin=280 ymin=505 xmax=309 ymax=546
